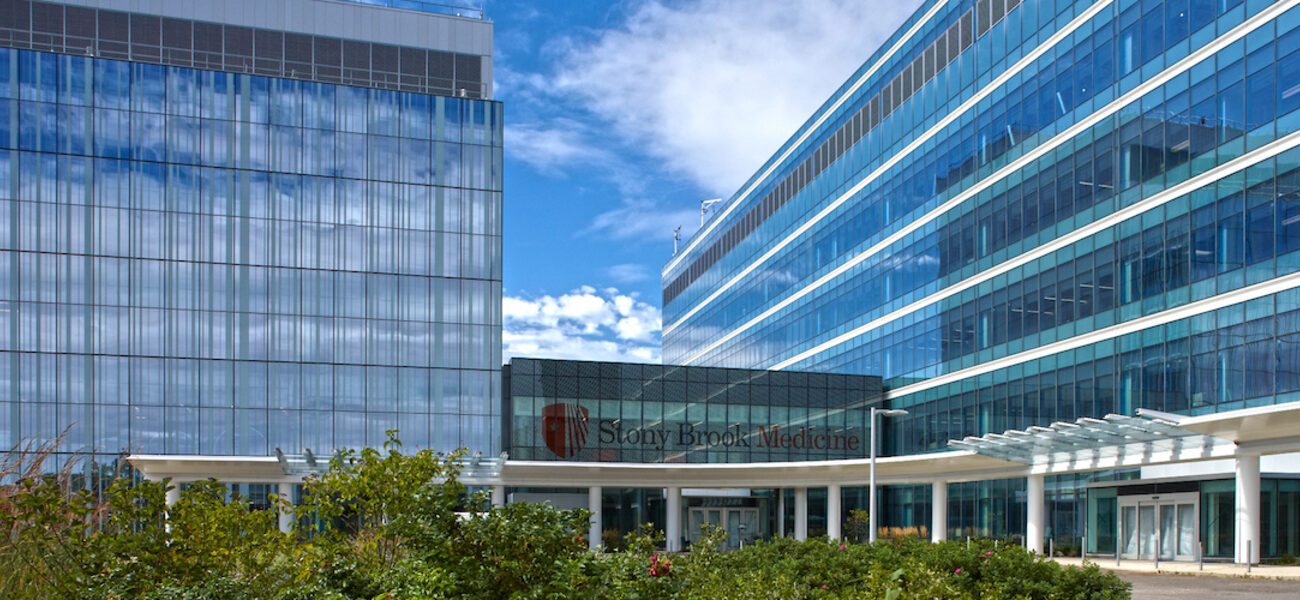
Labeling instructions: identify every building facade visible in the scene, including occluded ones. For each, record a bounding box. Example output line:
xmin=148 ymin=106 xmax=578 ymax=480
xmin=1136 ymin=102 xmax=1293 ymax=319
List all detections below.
xmin=502 ymin=357 xmax=885 ymax=548
xmin=0 ymin=0 xmax=503 ymax=469
xmin=664 ymin=0 xmax=1300 ymax=558
xmin=503 ymin=358 xmax=883 ymax=464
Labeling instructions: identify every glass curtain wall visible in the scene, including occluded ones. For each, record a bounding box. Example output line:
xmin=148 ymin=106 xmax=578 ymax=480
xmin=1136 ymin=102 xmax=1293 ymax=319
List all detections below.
xmin=505 ymin=359 xmax=882 ymax=463
xmin=665 ymin=0 xmax=1300 ymax=546
xmin=0 ymin=44 xmax=504 ymax=470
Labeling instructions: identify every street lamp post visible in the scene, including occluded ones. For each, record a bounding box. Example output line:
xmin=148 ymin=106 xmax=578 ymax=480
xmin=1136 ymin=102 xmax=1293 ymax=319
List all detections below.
xmin=869 ymin=406 xmax=909 ymax=544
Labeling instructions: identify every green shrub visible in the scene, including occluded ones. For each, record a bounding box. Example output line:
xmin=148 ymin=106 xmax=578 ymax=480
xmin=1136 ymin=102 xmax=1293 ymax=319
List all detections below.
xmin=2 ymin=436 xmax=1130 ymax=599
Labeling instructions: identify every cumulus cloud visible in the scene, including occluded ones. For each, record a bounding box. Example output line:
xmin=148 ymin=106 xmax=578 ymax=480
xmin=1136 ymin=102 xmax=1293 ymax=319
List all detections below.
xmin=550 ymin=0 xmax=918 ymax=197
xmin=504 ymin=286 xmax=662 ymax=362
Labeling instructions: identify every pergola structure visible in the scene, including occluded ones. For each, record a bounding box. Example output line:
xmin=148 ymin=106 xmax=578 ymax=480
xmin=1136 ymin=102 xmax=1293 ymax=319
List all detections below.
xmin=130 ymin=400 xmax=1300 ymax=563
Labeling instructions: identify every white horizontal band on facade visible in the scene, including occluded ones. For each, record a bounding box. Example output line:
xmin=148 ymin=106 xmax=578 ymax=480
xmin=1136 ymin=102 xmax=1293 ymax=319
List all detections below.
xmin=883 ymin=268 xmax=1300 ymax=401
xmin=662 ymin=0 xmax=953 ymax=276
xmin=665 ymin=0 xmax=1115 ymax=334
xmin=674 ymin=0 xmax=1297 ymax=357
xmin=768 ymin=125 xmax=1300 ymax=371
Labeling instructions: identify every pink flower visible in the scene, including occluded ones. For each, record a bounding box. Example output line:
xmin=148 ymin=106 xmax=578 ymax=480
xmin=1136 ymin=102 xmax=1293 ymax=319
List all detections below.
xmin=955 ymin=568 xmax=962 ymax=574
xmin=821 ymin=584 xmax=828 ymax=589
xmin=648 ymin=555 xmax=671 ymax=577
xmin=984 ymin=551 xmax=993 ymax=556
xmin=839 ymin=544 xmax=846 ymax=549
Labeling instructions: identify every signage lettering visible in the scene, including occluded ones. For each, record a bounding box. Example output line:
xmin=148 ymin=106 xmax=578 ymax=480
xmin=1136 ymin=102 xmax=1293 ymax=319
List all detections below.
xmin=550 ymin=413 xmax=862 ymax=457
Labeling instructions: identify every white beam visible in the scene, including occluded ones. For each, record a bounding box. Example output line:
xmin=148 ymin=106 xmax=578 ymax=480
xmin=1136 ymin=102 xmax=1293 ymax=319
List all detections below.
xmin=164 ymin=483 xmax=180 ymax=534
xmin=1235 ymin=454 xmax=1260 ymax=564
xmin=588 ymin=486 xmax=602 ymax=552
xmin=277 ymin=482 xmax=294 ymax=534
xmin=1027 ymin=474 xmax=1045 ymax=554
xmin=666 ymin=487 xmax=682 ymax=552
xmin=1236 ymin=434 xmax=1300 ymax=455
xmin=931 ymin=480 xmax=947 ymax=543
xmin=794 ymin=487 xmax=808 ymax=541
xmin=827 ymin=484 xmax=842 ymax=540
xmin=777 ymin=488 xmax=785 ymax=537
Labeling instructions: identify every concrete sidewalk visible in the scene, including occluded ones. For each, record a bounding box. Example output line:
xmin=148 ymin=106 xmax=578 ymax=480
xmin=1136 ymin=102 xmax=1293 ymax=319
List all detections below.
xmin=1052 ymin=556 xmax=1300 ymax=579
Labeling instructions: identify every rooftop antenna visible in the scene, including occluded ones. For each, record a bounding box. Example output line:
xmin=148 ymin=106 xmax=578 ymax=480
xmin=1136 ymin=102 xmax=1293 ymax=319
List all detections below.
xmin=700 ymin=198 xmax=723 ymax=225
xmin=673 ymin=226 xmax=682 ymax=255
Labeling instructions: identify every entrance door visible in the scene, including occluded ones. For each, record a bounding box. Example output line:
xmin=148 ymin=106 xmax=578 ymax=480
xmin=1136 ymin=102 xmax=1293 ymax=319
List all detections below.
xmin=1118 ymin=493 xmax=1198 ymax=560
xmin=688 ymin=507 xmax=761 ymax=549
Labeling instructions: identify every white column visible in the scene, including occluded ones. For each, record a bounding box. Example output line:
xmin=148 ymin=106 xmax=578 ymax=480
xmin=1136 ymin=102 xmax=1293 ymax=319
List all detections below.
xmin=777 ymin=488 xmax=785 ymax=538
xmin=869 ymin=409 xmax=879 ymax=544
xmin=277 ymin=482 xmax=295 ymax=534
xmin=794 ymin=487 xmax=808 ymax=541
xmin=931 ymin=480 xmax=948 ymax=543
xmin=666 ymin=487 xmax=682 ymax=552
xmin=164 ymin=482 xmax=181 ymax=534
xmin=1235 ymin=453 xmax=1261 ymax=564
xmin=492 ymin=485 xmax=506 ymax=508
xmin=1027 ymin=474 xmax=1045 ymax=554
xmin=588 ymin=486 xmax=602 ymax=552
xmin=827 ymin=484 xmax=842 ymax=540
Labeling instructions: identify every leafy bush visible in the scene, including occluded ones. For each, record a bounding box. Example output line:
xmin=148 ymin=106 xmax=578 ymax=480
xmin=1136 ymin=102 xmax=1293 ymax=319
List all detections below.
xmin=669 ymin=536 xmax=1129 ymax=600
xmin=1 ymin=436 xmax=1130 ymax=599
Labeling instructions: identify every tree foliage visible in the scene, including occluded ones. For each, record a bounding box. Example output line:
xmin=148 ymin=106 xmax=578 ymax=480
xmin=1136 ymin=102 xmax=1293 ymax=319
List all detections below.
xmin=0 ymin=436 xmax=1130 ymax=599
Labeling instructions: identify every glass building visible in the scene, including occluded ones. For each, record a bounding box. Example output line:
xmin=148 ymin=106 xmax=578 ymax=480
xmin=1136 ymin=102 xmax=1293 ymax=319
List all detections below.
xmin=663 ymin=0 xmax=1300 ymax=558
xmin=503 ymin=358 xmax=883 ymax=464
xmin=0 ymin=0 xmax=504 ymax=468
xmin=502 ymin=357 xmax=884 ymax=547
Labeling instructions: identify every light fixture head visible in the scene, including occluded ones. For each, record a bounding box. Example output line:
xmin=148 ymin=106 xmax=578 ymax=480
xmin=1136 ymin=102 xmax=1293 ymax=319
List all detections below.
xmin=878 ymin=408 xmax=909 ymax=417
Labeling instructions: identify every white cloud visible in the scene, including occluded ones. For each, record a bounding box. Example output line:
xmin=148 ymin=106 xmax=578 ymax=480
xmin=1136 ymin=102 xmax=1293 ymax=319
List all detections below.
xmin=504 ymin=286 xmax=662 ymax=363
xmin=606 ymin=263 xmax=652 ymax=283
xmin=505 ymin=119 xmax=611 ymax=174
xmin=582 ymin=199 xmax=699 ymax=243
xmin=550 ymin=0 xmax=918 ymax=197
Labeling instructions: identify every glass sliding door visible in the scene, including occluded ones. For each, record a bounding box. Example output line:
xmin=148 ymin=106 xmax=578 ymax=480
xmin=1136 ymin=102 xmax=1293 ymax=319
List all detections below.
xmin=1119 ymin=493 xmax=1199 ymax=560
xmin=1138 ymin=505 xmax=1156 ymax=558
xmin=1122 ymin=506 xmax=1138 ymax=557
xmin=1160 ymin=505 xmax=1177 ymax=560
xmin=1177 ymin=503 xmax=1196 ymax=557
xmin=687 ymin=506 xmax=763 ymax=549
xmin=739 ymin=508 xmax=758 ymax=547
xmin=727 ymin=511 xmax=741 ymax=549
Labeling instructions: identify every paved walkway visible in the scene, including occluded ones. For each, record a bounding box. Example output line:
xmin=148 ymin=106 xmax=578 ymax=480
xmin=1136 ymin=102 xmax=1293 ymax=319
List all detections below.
xmin=1051 ymin=557 xmax=1300 ymax=599
xmin=1116 ymin=572 xmax=1300 ymax=599
xmin=1053 ymin=556 xmax=1300 ymax=579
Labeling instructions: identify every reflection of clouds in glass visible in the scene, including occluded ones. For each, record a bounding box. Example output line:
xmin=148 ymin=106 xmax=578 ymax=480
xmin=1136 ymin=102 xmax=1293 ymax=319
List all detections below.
xmin=3 ymin=47 xmax=504 ymax=456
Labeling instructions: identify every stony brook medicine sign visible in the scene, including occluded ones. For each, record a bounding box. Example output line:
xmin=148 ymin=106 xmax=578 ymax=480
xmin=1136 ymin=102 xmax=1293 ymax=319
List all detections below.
xmin=540 ymin=403 xmax=862 ymax=459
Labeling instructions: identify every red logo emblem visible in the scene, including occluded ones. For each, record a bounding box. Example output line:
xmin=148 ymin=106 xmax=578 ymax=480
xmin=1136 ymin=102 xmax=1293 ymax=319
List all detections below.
xmin=541 ymin=403 xmax=589 ymax=458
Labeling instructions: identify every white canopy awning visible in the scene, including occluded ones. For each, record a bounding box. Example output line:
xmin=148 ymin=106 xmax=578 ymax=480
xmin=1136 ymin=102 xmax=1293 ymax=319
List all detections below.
xmin=946 ymin=412 xmax=1240 ymax=475
xmin=130 ymin=400 xmax=1300 ymax=488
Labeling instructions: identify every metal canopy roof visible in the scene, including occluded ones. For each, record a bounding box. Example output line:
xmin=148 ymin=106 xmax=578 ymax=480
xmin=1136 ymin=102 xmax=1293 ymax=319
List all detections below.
xmin=459 ymin=452 xmax=509 ymax=481
xmin=132 ymin=450 xmax=508 ymax=484
xmin=271 ymin=448 xmax=508 ymax=482
xmin=946 ymin=413 xmax=1238 ymax=472
xmin=130 ymin=402 xmax=1300 ymax=488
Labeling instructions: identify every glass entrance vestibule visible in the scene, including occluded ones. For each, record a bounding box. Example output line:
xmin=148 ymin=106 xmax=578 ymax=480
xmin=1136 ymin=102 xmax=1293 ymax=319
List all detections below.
xmin=687 ymin=502 xmax=762 ymax=550
xmin=1087 ymin=477 xmax=1300 ymax=561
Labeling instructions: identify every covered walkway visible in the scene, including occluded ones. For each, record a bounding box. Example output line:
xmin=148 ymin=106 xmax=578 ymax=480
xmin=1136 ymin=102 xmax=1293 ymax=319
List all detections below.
xmin=130 ymin=400 xmax=1300 ymax=563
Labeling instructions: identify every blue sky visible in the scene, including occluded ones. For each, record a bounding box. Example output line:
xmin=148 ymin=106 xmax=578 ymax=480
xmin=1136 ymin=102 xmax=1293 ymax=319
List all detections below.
xmin=486 ymin=0 xmax=922 ymax=363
